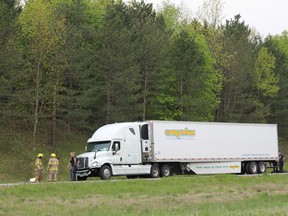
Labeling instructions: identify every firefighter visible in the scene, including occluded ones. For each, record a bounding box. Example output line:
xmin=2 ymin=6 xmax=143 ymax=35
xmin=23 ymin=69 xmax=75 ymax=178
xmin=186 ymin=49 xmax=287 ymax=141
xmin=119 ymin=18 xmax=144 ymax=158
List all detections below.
xmin=47 ymin=153 xmax=59 ymax=181
xmin=35 ymin=153 xmax=43 ymax=183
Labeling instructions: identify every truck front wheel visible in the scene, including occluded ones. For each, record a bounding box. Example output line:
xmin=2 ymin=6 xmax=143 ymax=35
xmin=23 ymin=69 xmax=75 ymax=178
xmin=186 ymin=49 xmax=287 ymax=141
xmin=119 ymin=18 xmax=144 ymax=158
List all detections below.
xmin=99 ymin=165 xmax=112 ymax=180
xmin=150 ymin=164 xmax=160 ymax=178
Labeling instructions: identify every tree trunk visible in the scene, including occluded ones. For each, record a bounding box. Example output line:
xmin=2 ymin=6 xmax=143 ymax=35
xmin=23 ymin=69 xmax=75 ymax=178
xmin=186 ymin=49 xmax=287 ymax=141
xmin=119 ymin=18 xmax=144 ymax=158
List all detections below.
xmin=142 ymin=66 xmax=148 ymax=121
xmin=32 ymin=61 xmax=41 ymax=149
xmin=51 ymin=81 xmax=57 ymax=146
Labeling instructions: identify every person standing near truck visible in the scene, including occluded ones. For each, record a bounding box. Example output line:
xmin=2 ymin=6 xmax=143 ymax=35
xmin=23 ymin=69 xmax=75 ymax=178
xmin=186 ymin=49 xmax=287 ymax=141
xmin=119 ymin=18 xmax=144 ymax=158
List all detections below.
xmin=69 ymin=152 xmax=79 ymax=181
xmin=47 ymin=153 xmax=59 ymax=181
xmin=35 ymin=153 xmax=43 ymax=183
xmin=279 ymin=152 xmax=285 ymax=173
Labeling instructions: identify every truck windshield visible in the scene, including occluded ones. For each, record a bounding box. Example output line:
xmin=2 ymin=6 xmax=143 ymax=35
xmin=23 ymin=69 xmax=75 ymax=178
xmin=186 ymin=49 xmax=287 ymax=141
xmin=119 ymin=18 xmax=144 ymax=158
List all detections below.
xmin=86 ymin=141 xmax=111 ymax=152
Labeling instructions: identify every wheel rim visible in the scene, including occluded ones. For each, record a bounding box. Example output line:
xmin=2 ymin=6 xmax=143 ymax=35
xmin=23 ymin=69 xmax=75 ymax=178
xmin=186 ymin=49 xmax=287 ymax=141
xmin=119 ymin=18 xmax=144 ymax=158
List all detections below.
xmin=152 ymin=168 xmax=159 ymax=176
xmin=251 ymin=164 xmax=257 ymax=173
xmin=103 ymin=168 xmax=111 ymax=179
xmin=162 ymin=166 xmax=170 ymax=177
xmin=151 ymin=165 xmax=159 ymax=178
xmin=259 ymin=163 xmax=266 ymax=173
xmin=163 ymin=168 xmax=169 ymax=176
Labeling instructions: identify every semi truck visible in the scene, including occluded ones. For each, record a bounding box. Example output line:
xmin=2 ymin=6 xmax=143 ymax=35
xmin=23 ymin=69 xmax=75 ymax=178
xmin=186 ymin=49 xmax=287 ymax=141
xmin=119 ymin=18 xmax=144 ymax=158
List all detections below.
xmin=76 ymin=121 xmax=279 ymax=180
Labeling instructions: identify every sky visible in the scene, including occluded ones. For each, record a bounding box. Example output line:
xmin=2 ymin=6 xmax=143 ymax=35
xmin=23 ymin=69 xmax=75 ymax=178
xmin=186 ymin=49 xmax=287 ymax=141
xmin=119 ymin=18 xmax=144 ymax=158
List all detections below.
xmin=142 ymin=0 xmax=288 ymax=38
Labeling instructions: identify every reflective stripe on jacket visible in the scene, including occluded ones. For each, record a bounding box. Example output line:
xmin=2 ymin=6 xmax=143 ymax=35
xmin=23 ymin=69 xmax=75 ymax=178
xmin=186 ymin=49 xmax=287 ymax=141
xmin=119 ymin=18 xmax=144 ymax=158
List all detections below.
xmin=47 ymin=158 xmax=59 ymax=172
xmin=35 ymin=158 xmax=43 ymax=170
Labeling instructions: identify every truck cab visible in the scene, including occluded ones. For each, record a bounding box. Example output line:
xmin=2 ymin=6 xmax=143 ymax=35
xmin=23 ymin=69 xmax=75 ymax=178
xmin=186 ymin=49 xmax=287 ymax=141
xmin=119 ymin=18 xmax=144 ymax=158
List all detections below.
xmin=76 ymin=122 xmax=151 ymax=180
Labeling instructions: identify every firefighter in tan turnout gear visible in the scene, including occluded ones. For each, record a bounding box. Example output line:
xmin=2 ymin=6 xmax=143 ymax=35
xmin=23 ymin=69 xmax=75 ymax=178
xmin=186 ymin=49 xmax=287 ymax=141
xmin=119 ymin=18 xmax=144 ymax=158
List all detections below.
xmin=47 ymin=153 xmax=59 ymax=182
xmin=35 ymin=153 xmax=43 ymax=183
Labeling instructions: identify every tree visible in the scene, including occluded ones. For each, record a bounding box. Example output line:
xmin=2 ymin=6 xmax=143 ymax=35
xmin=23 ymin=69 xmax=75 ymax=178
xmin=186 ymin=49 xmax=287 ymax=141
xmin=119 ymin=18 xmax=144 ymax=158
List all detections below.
xmin=217 ymin=15 xmax=262 ymax=122
xmin=54 ymin=0 xmax=104 ymax=132
xmin=127 ymin=0 xmax=168 ymax=121
xmin=170 ymin=28 xmax=221 ymax=121
xmin=0 ymin=0 xmax=22 ymax=121
xmin=254 ymin=47 xmax=278 ymax=97
xmin=264 ymin=31 xmax=288 ymax=136
xmin=196 ymin=0 xmax=224 ymax=28
xmin=18 ymin=0 xmax=66 ymax=147
xmin=92 ymin=1 xmax=141 ymax=124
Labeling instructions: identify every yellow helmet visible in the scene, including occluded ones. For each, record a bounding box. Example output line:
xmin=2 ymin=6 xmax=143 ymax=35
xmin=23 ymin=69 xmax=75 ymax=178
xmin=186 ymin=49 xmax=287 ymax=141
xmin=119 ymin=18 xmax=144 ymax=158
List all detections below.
xmin=37 ymin=153 xmax=43 ymax=158
xmin=51 ymin=153 xmax=56 ymax=158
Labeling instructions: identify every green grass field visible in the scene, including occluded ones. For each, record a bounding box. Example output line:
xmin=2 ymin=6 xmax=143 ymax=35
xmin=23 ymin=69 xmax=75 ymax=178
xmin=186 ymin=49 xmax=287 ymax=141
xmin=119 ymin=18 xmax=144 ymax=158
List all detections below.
xmin=1 ymin=174 xmax=288 ymax=216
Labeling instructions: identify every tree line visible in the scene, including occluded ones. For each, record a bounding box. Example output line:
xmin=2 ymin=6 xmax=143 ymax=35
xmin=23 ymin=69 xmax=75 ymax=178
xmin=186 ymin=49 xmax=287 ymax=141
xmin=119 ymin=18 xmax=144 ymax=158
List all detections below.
xmin=1 ymin=0 xmax=288 ymax=147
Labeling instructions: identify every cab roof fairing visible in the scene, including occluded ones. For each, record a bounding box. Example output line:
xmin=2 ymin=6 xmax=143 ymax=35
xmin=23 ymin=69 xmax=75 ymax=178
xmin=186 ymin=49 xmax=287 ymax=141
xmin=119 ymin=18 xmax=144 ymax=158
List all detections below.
xmin=87 ymin=122 xmax=145 ymax=143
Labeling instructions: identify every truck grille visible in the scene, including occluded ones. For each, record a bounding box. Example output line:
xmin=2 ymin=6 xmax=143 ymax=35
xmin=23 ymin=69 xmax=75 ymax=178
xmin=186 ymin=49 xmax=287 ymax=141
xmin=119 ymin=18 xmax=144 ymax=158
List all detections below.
xmin=78 ymin=157 xmax=88 ymax=169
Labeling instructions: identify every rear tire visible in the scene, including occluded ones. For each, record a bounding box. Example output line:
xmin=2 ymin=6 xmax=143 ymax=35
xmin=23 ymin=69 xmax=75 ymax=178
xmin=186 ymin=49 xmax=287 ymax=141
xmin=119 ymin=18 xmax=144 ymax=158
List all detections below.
xmin=246 ymin=162 xmax=258 ymax=174
xmin=150 ymin=164 xmax=160 ymax=178
xmin=161 ymin=165 xmax=171 ymax=177
xmin=257 ymin=162 xmax=266 ymax=174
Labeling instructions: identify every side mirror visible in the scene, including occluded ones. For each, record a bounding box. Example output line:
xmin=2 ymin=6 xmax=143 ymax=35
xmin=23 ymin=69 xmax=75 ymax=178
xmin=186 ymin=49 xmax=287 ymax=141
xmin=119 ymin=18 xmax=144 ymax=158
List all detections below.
xmin=114 ymin=143 xmax=119 ymax=151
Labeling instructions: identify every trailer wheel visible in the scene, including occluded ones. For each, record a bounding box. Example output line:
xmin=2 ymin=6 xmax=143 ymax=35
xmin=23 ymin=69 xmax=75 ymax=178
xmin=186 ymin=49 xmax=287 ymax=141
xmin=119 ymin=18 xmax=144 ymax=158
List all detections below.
xmin=99 ymin=165 xmax=112 ymax=180
xmin=161 ymin=165 xmax=171 ymax=177
xmin=246 ymin=162 xmax=258 ymax=174
xmin=150 ymin=164 xmax=160 ymax=178
xmin=257 ymin=162 xmax=266 ymax=174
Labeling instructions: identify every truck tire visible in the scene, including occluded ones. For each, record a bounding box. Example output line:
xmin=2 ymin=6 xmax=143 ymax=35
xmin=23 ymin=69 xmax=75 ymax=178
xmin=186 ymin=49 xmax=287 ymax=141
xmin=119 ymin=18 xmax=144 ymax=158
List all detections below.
xmin=257 ymin=162 xmax=266 ymax=174
xmin=99 ymin=165 xmax=112 ymax=180
xmin=150 ymin=164 xmax=160 ymax=178
xmin=246 ymin=162 xmax=258 ymax=174
xmin=161 ymin=165 xmax=171 ymax=177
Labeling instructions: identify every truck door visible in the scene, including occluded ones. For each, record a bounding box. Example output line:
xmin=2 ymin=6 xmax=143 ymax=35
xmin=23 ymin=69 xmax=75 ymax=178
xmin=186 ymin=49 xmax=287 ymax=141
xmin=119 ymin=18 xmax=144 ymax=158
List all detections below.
xmin=122 ymin=125 xmax=141 ymax=164
xmin=110 ymin=141 xmax=122 ymax=164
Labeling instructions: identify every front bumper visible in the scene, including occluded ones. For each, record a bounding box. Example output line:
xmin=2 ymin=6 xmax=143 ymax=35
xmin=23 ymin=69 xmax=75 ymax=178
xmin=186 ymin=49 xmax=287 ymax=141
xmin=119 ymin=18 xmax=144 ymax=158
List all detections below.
xmin=76 ymin=169 xmax=91 ymax=177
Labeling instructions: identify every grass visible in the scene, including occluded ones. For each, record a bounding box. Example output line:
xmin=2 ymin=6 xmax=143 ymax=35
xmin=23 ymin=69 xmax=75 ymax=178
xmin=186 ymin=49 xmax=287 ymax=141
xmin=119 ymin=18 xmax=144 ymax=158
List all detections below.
xmin=1 ymin=174 xmax=288 ymax=215
xmin=0 ymin=122 xmax=87 ymax=183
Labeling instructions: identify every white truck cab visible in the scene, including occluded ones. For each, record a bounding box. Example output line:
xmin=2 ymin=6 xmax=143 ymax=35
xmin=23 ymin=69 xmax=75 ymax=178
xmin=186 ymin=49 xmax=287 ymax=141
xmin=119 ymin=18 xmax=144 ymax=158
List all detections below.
xmin=77 ymin=122 xmax=152 ymax=180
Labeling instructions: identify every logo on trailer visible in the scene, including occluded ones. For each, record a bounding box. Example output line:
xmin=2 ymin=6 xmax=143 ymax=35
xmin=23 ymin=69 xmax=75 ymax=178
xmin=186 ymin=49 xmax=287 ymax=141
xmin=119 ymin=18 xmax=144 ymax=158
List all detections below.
xmin=165 ymin=128 xmax=196 ymax=139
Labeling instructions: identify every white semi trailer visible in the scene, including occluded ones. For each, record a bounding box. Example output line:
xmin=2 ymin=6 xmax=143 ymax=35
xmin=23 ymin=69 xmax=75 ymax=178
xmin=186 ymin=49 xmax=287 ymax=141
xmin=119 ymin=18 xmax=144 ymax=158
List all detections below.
xmin=76 ymin=121 xmax=279 ymax=180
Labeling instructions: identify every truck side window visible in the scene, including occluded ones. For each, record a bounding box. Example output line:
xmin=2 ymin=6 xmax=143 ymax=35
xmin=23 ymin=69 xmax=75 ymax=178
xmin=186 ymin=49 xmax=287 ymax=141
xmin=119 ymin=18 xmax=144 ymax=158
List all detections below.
xmin=112 ymin=141 xmax=120 ymax=151
xmin=129 ymin=128 xmax=135 ymax=135
xmin=141 ymin=124 xmax=149 ymax=140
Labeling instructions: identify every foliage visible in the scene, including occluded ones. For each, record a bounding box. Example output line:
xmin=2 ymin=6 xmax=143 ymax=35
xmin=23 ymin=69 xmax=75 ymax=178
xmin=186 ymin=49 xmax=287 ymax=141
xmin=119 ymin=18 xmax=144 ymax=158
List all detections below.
xmin=0 ymin=0 xmax=288 ymax=153
xmin=1 ymin=175 xmax=288 ymax=215
xmin=0 ymin=0 xmax=22 ymax=120
xmin=217 ymin=15 xmax=269 ymax=123
xmin=264 ymin=31 xmax=288 ymax=137
xmin=169 ymin=28 xmax=221 ymax=121
xmin=254 ymin=47 xmax=279 ymax=97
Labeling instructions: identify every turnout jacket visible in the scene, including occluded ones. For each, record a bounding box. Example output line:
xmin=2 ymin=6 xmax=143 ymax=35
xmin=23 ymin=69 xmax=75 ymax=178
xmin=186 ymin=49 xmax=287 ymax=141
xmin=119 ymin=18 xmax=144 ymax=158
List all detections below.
xmin=35 ymin=158 xmax=43 ymax=171
xmin=47 ymin=158 xmax=59 ymax=172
